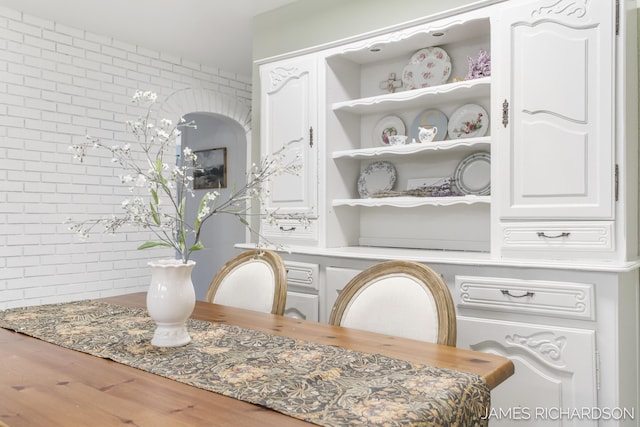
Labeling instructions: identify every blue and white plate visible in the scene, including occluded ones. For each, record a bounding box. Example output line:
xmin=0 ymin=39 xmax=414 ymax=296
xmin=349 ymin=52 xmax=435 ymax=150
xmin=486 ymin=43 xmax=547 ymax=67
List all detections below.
xmin=410 ymin=109 xmax=448 ymax=142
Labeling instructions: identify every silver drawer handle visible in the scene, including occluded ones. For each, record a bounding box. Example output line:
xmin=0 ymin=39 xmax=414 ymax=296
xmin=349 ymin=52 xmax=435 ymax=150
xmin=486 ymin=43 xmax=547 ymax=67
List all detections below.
xmin=501 ymin=290 xmax=535 ymax=298
xmin=537 ymin=232 xmax=570 ymax=239
xmin=279 ymin=226 xmax=296 ymax=232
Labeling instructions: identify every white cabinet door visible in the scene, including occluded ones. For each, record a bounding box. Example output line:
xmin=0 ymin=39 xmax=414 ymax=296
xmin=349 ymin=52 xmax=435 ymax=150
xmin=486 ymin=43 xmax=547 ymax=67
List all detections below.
xmin=496 ymin=0 xmax=615 ymax=219
xmin=458 ymin=316 xmax=597 ymax=426
xmin=260 ymin=55 xmax=318 ymax=219
xmin=323 ymin=266 xmax=361 ymax=324
xmin=284 ymin=291 xmax=319 ymax=322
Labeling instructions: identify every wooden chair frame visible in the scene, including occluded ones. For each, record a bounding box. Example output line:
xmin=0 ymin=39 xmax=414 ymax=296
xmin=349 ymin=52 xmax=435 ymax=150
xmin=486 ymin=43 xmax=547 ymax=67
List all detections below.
xmin=329 ymin=260 xmax=457 ymax=346
xmin=205 ymin=249 xmax=288 ymax=315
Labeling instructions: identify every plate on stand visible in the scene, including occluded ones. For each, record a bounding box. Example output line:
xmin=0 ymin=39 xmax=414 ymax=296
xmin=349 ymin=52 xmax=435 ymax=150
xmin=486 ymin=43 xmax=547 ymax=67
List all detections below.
xmin=402 ymin=47 xmax=452 ymax=89
xmin=448 ymin=104 xmax=489 ymax=139
xmin=453 ymin=152 xmax=491 ymax=196
xmin=357 ymin=161 xmax=397 ymax=198
xmin=373 ymin=115 xmax=405 ymax=146
xmin=409 ymin=109 xmax=448 ymax=142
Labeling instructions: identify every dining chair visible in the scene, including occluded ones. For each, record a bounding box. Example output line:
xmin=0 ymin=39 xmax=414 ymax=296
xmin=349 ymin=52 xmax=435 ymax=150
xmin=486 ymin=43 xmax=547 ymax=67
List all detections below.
xmin=205 ymin=249 xmax=287 ymax=315
xmin=328 ymin=260 xmax=457 ymax=346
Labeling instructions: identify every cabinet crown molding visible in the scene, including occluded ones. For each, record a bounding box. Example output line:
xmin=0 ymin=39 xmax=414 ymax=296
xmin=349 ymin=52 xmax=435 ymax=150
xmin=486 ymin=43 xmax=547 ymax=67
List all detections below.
xmin=531 ymin=0 xmax=588 ymax=19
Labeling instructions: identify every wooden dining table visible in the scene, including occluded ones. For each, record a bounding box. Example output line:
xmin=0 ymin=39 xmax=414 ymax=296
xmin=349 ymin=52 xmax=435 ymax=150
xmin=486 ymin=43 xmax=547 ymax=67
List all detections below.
xmin=0 ymin=292 xmax=514 ymax=426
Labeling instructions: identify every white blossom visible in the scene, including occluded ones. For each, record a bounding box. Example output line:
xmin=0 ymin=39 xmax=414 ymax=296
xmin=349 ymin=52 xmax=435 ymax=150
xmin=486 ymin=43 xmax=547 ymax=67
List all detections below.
xmin=67 ymin=90 xmax=306 ymax=262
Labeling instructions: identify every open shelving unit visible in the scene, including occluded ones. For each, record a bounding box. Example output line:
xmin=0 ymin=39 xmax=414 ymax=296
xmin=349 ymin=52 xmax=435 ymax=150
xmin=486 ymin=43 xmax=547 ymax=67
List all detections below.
xmin=323 ymin=15 xmax=493 ymax=253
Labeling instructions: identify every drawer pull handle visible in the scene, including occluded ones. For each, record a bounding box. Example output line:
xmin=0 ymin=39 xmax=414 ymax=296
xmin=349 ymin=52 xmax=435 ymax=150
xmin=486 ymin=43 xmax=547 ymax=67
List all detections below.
xmin=537 ymin=232 xmax=570 ymax=239
xmin=501 ymin=290 xmax=535 ymax=298
xmin=280 ymin=226 xmax=296 ymax=232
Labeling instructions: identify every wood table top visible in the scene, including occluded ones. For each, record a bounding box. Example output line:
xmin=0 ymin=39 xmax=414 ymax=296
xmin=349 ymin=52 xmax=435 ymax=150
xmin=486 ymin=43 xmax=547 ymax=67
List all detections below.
xmin=0 ymin=292 xmax=513 ymax=427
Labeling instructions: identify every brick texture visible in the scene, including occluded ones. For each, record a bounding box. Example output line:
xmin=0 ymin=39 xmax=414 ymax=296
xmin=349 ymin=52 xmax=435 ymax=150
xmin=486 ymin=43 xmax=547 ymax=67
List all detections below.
xmin=0 ymin=6 xmax=252 ymax=309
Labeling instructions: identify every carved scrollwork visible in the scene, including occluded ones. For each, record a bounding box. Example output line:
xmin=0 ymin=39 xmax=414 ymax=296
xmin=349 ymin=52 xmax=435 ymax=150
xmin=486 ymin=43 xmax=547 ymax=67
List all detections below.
xmin=505 ymin=331 xmax=567 ymax=368
xmin=531 ymin=0 xmax=588 ymax=19
xmin=268 ymin=67 xmax=300 ymax=91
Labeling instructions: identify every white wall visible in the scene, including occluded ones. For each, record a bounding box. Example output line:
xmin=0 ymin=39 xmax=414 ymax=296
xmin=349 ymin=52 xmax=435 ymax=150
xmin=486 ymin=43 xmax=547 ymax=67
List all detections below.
xmin=0 ymin=6 xmax=252 ymax=309
xmin=181 ymin=113 xmax=247 ymax=300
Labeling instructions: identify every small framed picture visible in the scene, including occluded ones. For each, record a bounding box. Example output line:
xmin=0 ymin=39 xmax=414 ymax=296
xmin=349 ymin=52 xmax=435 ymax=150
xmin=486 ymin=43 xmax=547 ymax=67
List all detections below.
xmin=193 ymin=147 xmax=227 ymax=189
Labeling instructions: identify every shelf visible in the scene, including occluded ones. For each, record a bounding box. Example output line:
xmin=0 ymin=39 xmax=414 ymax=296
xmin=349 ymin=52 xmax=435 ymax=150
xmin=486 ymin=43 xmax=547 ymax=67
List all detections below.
xmin=332 ymin=195 xmax=490 ymax=208
xmin=325 ymin=18 xmax=490 ymax=66
xmin=332 ymin=137 xmax=490 ymax=160
xmin=332 ymin=77 xmax=490 ymax=115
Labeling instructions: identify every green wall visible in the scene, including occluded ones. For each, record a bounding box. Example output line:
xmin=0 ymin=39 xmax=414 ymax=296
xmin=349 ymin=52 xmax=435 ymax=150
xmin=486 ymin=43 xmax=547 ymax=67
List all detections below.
xmin=252 ymin=0 xmax=476 ymax=62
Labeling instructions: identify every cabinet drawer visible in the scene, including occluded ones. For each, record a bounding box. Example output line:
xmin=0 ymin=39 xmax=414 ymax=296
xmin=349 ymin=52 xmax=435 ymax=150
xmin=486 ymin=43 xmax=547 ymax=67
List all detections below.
xmin=261 ymin=218 xmax=318 ymax=244
xmin=285 ymin=261 xmax=319 ymax=292
xmin=500 ymin=221 xmax=614 ymax=254
xmin=455 ymin=276 xmax=594 ymax=320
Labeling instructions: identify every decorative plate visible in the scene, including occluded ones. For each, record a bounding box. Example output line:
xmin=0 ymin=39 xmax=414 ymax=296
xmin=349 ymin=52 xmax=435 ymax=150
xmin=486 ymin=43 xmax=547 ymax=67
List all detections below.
xmin=453 ymin=152 xmax=491 ymax=196
xmin=448 ymin=104 xmax=489 ymax=139
xmin=373 ymin=115 xmax=405 ymax=146
xmin=409 ymin=109 xmax=448 ymax=142
xmin=402 ymin=47 xmax=452 ymax=90
xmin=357 ymin=161 xmax=397 ymax=198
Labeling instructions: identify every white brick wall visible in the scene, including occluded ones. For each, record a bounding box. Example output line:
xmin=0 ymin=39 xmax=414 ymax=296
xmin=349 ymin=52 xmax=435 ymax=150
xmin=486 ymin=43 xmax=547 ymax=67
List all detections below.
xmin=0 ymin=6 xmax=252 ymax=309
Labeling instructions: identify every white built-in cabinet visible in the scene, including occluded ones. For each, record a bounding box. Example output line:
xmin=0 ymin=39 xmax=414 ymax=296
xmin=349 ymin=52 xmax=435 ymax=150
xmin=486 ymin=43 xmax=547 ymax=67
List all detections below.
xmin=496 ymin=0 xmax=614 ymax=220
xmin=455 ymin=274 xmax=599 ymax=426
xmin=282 ymin=261 xmax=319 ymax=322
xmin=255 ymin=0 xmax=639 ymax=425
xmin=495 ymin=0 xmax=620 ymax=260
xmin=259 ymin=56 xmax=319 ymax=245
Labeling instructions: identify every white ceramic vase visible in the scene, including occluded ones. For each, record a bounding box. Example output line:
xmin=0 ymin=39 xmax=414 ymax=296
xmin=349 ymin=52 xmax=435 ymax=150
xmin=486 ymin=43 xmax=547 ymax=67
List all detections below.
xmin=146 ymin=259 xmax=196 ymax=347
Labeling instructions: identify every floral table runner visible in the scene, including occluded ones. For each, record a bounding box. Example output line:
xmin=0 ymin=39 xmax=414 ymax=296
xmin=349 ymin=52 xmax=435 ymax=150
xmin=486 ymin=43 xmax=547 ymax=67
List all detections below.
xmin=0 ymin=300 xmax=489 ymax=426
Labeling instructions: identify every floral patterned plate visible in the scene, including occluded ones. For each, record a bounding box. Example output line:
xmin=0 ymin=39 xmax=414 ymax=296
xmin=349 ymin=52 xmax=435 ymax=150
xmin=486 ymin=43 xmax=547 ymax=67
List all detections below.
xmin=373 ymin=115 xmax=405 ymax=146
xmin=357 ymin=161 xmax=396 ymax=198
xmin=448 ymin=104 xmax=489 ymax=139
xmin=402 ymin=47 xmax=452 ymax=89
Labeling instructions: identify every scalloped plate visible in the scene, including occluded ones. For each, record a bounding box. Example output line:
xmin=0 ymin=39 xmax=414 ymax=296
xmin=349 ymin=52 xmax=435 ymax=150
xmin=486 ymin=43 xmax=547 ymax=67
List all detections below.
xmin=402 ymin=47 xmax=452 ymax=89
xmin=357 ymin=161 xmax=396 ymax=198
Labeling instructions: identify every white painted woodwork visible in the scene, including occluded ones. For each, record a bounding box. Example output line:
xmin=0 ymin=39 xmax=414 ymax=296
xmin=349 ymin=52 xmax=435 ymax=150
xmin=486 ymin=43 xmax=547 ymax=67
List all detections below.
xmin=283 ymin=261 xmax=320 ymax=322
xmin=324 ymin=266 xmax=362 ymax=324
xmin=500 ymin=221 xmax=615 ymax=257
xmin=254 ymin=1 xmax=639 ymax=424
xmin=259 ymin=54 xmax=319 ymax=245
xmin=284 ymin=291 xmax=319 ymax=321
xmin=458 ymin=316 xmax=598 ymax=426
xmin=456 ymin=276 xmax=595 ymax=320
xmin=496 ymin=0 xmax=615 ymax=220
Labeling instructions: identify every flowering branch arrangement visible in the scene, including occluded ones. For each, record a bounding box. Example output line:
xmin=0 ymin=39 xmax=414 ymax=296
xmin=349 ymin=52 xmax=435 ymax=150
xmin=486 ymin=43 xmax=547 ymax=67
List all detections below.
xmin=466 ymin=49 xmax=491 ymax=80
xmin=67 ymin=90 xmax=304 ymax=263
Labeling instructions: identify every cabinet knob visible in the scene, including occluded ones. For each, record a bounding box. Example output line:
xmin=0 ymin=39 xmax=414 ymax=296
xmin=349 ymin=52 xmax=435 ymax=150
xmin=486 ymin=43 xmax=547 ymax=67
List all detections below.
xmin=309 ymin=126 xmax=314 ymax=148
xmin=280 ymin=226 xmax=296 ymax=232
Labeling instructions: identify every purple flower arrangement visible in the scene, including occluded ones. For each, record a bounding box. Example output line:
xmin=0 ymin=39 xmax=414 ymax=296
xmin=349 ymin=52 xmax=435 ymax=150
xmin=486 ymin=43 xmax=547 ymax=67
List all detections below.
xmin=466 ymin=49 xmax=491 ymax=80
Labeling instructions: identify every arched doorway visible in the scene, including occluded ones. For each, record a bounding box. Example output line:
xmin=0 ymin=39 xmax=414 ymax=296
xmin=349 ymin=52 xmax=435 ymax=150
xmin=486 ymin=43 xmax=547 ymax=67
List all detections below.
xmin=159 ymin=89 xmax=252 ymax=299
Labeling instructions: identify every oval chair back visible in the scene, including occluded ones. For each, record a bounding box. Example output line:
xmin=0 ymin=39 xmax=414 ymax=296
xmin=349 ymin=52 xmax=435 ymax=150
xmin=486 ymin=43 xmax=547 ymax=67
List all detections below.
xmin=205 ymin=250 xmax=287 ymax=315
xmin=329 ymin=260 xmax=456 ymax=346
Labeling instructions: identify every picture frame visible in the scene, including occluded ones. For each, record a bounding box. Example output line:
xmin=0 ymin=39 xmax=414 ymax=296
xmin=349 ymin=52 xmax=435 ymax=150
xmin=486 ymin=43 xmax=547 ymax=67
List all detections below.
xmin=193 ymin=147 xmax=227 ymax=189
